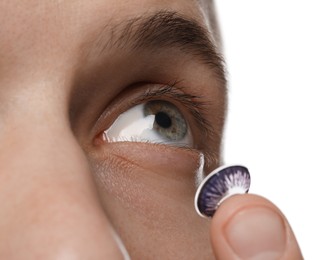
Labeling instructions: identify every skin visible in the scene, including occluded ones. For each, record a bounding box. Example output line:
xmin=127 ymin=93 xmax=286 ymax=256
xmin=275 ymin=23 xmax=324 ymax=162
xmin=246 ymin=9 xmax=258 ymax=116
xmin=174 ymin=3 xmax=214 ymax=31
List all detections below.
xmin=0 ymin=0 xmax=303 ymax=259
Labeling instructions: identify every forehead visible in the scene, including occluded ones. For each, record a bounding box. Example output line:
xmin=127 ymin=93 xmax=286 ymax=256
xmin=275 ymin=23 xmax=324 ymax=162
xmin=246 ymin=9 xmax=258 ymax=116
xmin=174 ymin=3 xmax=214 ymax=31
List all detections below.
xmin=0 ymin=0 xmax=217 ymax=77
xmin=0 ymin=0 xmax=212 ymax=43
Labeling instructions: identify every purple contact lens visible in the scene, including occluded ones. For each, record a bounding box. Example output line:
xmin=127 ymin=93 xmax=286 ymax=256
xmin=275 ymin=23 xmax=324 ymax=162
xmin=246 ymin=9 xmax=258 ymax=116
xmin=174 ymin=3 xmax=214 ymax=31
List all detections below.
xmin=194 ymin=165 xmax=251 ymax=218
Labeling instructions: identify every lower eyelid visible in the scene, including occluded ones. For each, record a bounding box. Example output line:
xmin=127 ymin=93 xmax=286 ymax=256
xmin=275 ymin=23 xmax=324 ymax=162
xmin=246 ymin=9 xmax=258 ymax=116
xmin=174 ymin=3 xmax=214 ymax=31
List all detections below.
xmin=93 ymin=142 xmax=203 ymax=180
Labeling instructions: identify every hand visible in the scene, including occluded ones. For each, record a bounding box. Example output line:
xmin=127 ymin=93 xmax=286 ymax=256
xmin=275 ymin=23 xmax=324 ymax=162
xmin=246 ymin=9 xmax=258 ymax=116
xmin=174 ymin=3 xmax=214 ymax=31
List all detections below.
xmin=210 ymin=194 xmax=303 ymax=259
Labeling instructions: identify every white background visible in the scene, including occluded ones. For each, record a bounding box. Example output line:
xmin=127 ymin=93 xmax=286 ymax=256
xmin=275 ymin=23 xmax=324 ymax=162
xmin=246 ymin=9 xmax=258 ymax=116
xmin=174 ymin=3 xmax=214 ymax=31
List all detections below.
xmin=216 ymin=1 xmax=324 ymax=259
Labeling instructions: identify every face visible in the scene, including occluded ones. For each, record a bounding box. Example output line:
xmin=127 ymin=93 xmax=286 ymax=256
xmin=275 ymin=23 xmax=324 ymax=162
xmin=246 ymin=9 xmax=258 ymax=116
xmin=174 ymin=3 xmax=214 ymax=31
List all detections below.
xmin=0 ymin=0 xmax=226 ymax=258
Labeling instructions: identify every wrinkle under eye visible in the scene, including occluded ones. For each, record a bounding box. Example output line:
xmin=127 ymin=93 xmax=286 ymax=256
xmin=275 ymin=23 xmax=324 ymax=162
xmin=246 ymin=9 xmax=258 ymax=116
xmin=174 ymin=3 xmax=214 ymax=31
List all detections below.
xmin=102 ymin=100 xmax=193 ymax=147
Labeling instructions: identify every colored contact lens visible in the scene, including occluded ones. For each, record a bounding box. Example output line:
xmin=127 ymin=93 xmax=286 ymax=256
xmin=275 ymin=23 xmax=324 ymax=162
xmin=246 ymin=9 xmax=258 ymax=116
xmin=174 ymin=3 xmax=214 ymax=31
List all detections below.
xmin=194 ymin=165 xmax=251 ymax=218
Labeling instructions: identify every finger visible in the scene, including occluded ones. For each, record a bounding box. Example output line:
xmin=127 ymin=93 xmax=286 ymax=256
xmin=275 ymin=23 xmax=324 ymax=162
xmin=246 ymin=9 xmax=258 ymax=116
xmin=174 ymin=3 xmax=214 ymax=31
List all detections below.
xmin=210 ymin=194 xmax=303 ymax=260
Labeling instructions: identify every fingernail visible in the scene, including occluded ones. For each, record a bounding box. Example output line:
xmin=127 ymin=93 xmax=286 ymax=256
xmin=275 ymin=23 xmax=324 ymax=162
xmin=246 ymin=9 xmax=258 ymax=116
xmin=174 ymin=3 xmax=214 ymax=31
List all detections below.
xmin=224 ymin=207 xmax=286 ymax=260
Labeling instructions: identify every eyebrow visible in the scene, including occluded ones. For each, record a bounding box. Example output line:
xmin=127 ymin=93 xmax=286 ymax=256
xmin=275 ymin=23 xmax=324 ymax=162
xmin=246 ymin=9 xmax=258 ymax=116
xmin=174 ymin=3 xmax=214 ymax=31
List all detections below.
xmin=94 ymin=11 xmax=226 ymax=83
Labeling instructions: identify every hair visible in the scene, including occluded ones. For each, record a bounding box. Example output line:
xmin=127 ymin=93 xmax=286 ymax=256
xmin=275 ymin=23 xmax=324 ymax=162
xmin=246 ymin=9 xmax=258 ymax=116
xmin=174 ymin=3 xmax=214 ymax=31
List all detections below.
xmin=197 ymin=0 xmax=223 ymax=50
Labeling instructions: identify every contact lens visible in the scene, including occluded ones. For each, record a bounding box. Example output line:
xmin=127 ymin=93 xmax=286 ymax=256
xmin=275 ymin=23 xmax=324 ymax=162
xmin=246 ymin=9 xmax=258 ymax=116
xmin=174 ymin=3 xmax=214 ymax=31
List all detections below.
xmin=194 ymin=165 xmax=251 ymax=218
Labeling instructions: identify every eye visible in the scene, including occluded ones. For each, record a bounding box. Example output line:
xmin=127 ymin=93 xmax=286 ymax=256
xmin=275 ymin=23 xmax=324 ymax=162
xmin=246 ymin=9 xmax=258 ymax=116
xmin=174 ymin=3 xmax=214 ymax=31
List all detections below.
xmin=102 ymin=100 xmax=193 ymax=147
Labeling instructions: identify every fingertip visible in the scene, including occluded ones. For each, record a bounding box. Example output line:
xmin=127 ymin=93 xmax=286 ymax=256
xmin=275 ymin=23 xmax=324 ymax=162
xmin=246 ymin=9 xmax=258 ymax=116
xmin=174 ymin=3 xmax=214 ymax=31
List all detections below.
xmin=210 ymin=194 xmax=303 ymax=260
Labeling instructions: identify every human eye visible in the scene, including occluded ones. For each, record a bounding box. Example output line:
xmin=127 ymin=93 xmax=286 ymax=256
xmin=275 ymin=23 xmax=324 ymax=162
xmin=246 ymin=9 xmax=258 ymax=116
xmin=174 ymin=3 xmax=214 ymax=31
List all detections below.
xmin=96 ymin=84 xmax=211 ymax=150
xmin=103 ymin=99 xmax=193 ymax=147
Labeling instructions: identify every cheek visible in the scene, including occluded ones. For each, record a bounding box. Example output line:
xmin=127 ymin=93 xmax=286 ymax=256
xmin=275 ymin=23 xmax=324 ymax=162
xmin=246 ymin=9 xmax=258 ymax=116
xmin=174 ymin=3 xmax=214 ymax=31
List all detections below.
xmin=91 ymin=142 xmax=202 ymax=220
xmin=88 ymin=142 xmax=213 ymax=258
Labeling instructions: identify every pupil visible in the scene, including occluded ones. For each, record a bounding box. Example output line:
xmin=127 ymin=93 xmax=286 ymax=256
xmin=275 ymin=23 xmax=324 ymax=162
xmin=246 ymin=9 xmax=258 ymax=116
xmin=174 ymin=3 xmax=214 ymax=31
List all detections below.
xmin=155 ymin=112 xmax=172 ymax=129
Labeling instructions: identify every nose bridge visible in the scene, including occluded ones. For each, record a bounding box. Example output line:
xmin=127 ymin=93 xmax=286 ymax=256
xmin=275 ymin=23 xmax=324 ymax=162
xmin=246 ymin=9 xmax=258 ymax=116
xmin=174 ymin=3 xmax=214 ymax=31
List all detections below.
xmin=0 ymin=90 xmax=124 ymax=259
